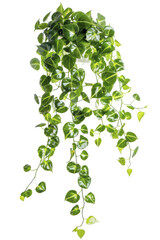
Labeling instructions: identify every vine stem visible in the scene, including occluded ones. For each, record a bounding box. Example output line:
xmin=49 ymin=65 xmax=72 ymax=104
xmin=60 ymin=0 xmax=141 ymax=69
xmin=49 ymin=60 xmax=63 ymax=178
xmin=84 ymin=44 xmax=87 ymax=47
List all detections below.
xmin=77 ymin=188 xmax=85 ymax=228
xmin=25 ymin=162 xmax=41 ymax=191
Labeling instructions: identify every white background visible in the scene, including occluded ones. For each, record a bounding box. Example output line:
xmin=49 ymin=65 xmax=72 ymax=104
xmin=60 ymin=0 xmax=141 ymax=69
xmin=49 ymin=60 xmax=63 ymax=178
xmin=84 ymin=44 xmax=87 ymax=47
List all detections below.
xmin=0 ymin=0 xmax=160 ymax=239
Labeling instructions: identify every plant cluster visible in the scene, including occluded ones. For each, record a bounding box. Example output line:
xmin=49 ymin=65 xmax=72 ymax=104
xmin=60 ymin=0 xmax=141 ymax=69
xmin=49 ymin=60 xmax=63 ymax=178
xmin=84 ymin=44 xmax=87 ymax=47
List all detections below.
xmin=21 ymin=3 xmax=146 ymax=238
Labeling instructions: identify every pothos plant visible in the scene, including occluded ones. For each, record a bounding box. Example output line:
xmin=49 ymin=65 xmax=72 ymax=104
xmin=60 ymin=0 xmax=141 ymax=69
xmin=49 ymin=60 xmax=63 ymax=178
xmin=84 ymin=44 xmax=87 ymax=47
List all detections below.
xmin=21 ymin=3 xmax=146 ymax=239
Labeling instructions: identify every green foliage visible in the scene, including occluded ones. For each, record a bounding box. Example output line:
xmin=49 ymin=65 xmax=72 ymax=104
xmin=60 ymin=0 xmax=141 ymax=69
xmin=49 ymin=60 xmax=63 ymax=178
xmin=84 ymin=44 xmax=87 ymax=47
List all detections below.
xmin=22 ymin=4 xmax=146 ymax=239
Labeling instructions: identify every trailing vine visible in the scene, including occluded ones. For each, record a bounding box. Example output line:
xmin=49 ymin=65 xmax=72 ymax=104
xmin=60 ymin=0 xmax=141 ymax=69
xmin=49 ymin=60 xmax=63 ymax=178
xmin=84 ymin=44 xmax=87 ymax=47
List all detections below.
xmin=21 ymin=4 xmax=146 ymax=239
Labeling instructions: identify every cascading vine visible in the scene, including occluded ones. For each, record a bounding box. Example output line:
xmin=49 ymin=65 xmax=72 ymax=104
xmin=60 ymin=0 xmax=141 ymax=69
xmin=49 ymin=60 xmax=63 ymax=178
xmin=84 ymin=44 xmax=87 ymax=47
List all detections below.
xmin=20 ymin=3 xmax=146 ymax=239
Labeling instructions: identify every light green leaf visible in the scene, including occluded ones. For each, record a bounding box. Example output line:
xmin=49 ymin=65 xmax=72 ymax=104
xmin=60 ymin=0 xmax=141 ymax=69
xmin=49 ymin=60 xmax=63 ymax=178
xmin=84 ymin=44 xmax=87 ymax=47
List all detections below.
xmin=77 ymin=229 xmax=85 ymax=239
xmin=96 ymin=13 xmax=106 ymax=28
xmin=80 ymin=150 xmax=88 ymax=160
xmin=43 ymin=12 xmax=51 ymax=22
xmin=127 ymin=168 xmax=132 ymax=176
xmin=35 ymin=182 xmax=46 ymax=193
xmin=23 ymin=164 xmax=31 ymax=172
xmin=63 ymin=23 xmax=79 ymax=41
xmin=118 ymin=157 xmax=125 ymax=166
xmin=77 ymin=135 xmax=89 ymax=149
xmin=81 ymin=124 xmax=88 ymax=134
xmin=95 ymin=138 xmax=102 ymax=147
xmin=137 ymin=111 xmax=145 ymax=122
xmin=86 ymin=216 xmax=98 ymax=225
xmin=67 ymin=162 xmax=81 ymax=174
xmin=78 ymin=176 xmax=91 ymax=189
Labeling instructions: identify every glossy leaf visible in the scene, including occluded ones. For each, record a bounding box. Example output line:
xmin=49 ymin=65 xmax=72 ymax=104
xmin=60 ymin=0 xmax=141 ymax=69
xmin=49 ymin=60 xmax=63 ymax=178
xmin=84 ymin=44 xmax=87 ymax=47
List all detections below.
xmin=41 ymin=93 xmax=53 ymax=106
xmin=79 ymin=165 xmax=89 ymax=177
xmin=104 ymin=26 xmax=115 ymax=37
xmin=85 ymin=192 xmax=95 ymax=204
xmin=35 ymin=182 xmax=46 ymax=193
xmin=51 ymin=12 xmax=61 ymax=22
xmin=78 ymin=176 xmax=91 ymax=189
xmin=86 ymin=27 xmax=100 ymax=42
xmin=86 ymin=216 xmax=98 ymax=225
xmin=67 ymin=162 xmax=81 ymax=173
xmin=51 ymin=114 xmax=61 ymax=125
xmin=52 ymin=66 xmax=65 ymax=80
xmin=91 ymin=83 xmax=105 ymax=98
xmin=62 ymin=78 xmax=80 ymax=92
xmin=70 ymin=43 xmax=85 ymax=59
xmin=41 ymin=160 xmax=53 ymax=171
xmin=77 ymin=135 xmax=89 ymax=149
xmin=37 ymin=42 xmax=52 ymax=56
xmin=83 ymin=107 xmax=92 ymax=117
xmin=70 ymin=205 xmax=80 ymax=215
xmin=44 ymin=125 xmax=58 ymax=137
xmin=63 ymin=122 xmax=79 ymax=139
xmin=21 ymin=189 xmax=32 ymax=199
xmin=72 ymin=11 xmax=93 ymax=30
xmin=63 ymin=23 xmax=79 ymax=41
xmin=65 ymin=190 xmax=80 ymax=203
xmin=62 ymin=55 xmax=76 ymax=70
xmin=23 ymin=164 xmax=31 ymax=172
xmin=137 ymin=111 xmax=145 ymax=121
xmin=126 ymin=132 xmax=137 ymax=142
xmin=47 ymin=136 xmax=59 ymax=148
xmin=30 ymin=58 xmax=40 ymax=70
xmin=40 ymin=75 xmax=51 ymax=86
xmin=80 ymin=150 xmax=88 ymax=160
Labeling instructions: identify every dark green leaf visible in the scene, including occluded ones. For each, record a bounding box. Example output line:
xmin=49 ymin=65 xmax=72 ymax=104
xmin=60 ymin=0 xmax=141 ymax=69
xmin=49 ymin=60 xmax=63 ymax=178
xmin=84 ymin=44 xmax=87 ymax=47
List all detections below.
xmin=61 ymin=78 xmax=80 ymax=92
xmin=80 ymin=150 xmax=88 ymax=160
xmin=35 ymin=123 xmax=46 ymax=128
xmin=67 ymin=162 xmax=81 ymax=173
xmin=47 ymin=136 xmax=59 ymax=148
xmin=40 ymin=75 xmax=51 ymax=86
xmin=104 ymin=26 xmax=115 ymax=37
xmin=43 ymin=12 xmax=51 ymax=22
xmin=41 ymin=93 xmax=53 ymax=106
xmin=117 ymin=138 xmax=128 ymax=148
xmin=95 ymin=138 xmax=102 ymax=147
xmin=85 ymin=192 xmax=95 ymax=204
xmin=37 ymin=42 xmax=52 ymax=56
xmin=86 ymin=27 xmax=100 ymax=42
xmin=30 ymin=58 xmax=40 ymax=70
xmin=21 ymin=189 xmax=32 ymax=199
xmin=93 ymin=109 xmax=104 ymax=119
xmin=51 ymin=12 xmax=61 ymax=22
xmin=79 ymin=165 xmax=89 ymax=177
xmin=78 ymin=176 xmax=91 ymax=189
xmin=62 ymin=55 xmax=76 ymax=70
xmin=101 ymin=41 xmax=115 ymax=54
xmin=83 ymin=107 xmax=92 ymax=117
xmin=114 ymin=59 xmax=124 ymax=71
xmin=53 ymin=39 xmax=64 ymax=54
xmin=106 ymin=109 xmax=118 ymax=122
xmin=38 ymin=145 xmax=55 ymax=158
xmin=126 ymin=132 xmax=137 ymax=142
xmin=41 ymin=160 xmax=53 ymax=171
xmin=91 ymin=83 xmax=106 ymax=98
xmin=44 ymin=125 xmax=58 ymax=137
xmin=106 ymin=124 xmax=115 ymax=133
xmin=34 ymin=94 xmax=39 ymax=104
xmin=51 ymin=114 xmax=61 ymax=124
xmin=65 ymin=190 xmax=80 ymax=203
xmin=70 ymin=43 xmax=85 ymax=59
xmin=72 ymin=11 xmax=93 ymax=30
xmin=112 ymin=91 xmax=123 ymax=100
xmin=52 ymin=66 xmax=65 ymax=80
xmin=63 ymin=122 xmax=79 ymax=139
xmin=132 ymin=146 xmax=139 ymax=158
xmin=38 ymin=33 xmax=43 ymax=44
xmin=95 ymin=124 xmax=105 ymax=132
xmin=23 ymin=164 xmax=31 ymax=172
xmin=77 ymin=135 xmax=88 ymax=149
xmin=35 ymin=182 xmax=46 ymax=193
xmin=71 ymin=68 xmax=85 ymax=82
xmin=81 ymin=124 xmax=88 ymax=134
xmin=133 ymin=93 xmax=140 ymax=101
xmin=100 ymin=94 xmax=112 ymax=105
xmin=39 ymin=104 xmax=51 ymax=115
xmin=63 ymin=23 xmax=79 ymax=41
xmin=81 ymin=92 xmax=90 ymax=103
xmin=70 ymin=205 xmax=80 ymax=215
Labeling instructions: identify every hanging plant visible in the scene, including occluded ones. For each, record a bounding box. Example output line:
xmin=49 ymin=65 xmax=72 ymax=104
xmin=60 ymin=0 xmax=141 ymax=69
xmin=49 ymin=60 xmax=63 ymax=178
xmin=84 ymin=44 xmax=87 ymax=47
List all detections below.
xmin=21 ymin=3 xmax=147 ymax=239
